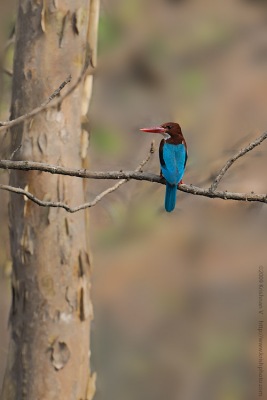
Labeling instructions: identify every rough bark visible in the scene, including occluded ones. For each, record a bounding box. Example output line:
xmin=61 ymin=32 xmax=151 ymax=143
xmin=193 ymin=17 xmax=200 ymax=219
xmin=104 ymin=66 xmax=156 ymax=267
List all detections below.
xmin=1 ymin=1 xmax=97 ymax=399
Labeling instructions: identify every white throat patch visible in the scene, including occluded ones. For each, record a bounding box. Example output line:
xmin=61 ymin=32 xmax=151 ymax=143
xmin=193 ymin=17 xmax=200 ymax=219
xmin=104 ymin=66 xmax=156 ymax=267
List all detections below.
xmin=163 ymin=133 xmax=171 ymax=140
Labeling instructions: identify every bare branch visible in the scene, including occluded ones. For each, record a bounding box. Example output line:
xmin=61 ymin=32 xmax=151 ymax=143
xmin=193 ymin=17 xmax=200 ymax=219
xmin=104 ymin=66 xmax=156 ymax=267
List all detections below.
xmin=0 ymin=159 xmax=162 ymax=180
xmin=1 ymin=128 xmax=267 ymax=211
xmin=55 ymin=53 xmax=94 ymax=107
xmin=0 ymin=158 xmax=267 ymax=212
xmin=179 ymin=185 xmax=267 ymax=204
xmin=0 ymin=75 xmax=72 ymax=131
xmin=0 ymin=182 xmax=112 ymax=213
xmin=0 ymin=183 xmax=77 ymax=212
xmin=210 ymin=130 xmax=267 ymax=191
xmin=1 ymin=177 xmax=267 ymax=212
xmin=0 ymin=142 xmax=155 ymax=213
xmin=0 ymin=54 xmax=94 ymax=133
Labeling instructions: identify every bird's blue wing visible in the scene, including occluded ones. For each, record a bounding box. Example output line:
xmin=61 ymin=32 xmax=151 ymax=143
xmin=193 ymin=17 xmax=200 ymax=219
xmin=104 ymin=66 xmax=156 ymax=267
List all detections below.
xmin=160 ymin=143 xmax=187 ymax=185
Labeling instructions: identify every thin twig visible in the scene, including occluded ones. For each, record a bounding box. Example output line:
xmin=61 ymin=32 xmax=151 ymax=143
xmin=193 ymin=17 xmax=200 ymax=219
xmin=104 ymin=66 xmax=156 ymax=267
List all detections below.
xmin=0 ymin=142 xmax=155 ymax=213
xmin=93 ymin=140 xmax=155 ymax=204
xmin=1 ymin=67 xmax=13 ymax=77
xmin=1 ymin=28 xmax=15 ymax=54
xmin=0 ymin=30 xmax=15 ymax=78
xmin=0 ymin=75 xmax=72 ymax=130
xmin=210 ymin=130 xmax=267 ymax=191
xmin=10 ymin=145 xmax=21 ymax=160
xmin=0 ymin=54 xmax=93 ymax=133
xmin=50 ymin=52 xmax=92 ymax=107
xmin=75 ymin=140 xmax=154 ymax=210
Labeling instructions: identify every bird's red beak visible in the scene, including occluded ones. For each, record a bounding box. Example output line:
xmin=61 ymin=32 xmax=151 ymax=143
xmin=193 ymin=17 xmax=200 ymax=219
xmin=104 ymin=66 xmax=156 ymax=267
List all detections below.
xmin=140 ymin=126 xmax=165 ymax=134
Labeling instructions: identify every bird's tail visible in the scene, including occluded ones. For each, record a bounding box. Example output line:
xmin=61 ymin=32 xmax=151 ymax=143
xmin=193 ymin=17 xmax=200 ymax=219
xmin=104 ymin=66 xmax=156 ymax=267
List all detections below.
xmin=165 ymin=183 xmax=177 ymax=212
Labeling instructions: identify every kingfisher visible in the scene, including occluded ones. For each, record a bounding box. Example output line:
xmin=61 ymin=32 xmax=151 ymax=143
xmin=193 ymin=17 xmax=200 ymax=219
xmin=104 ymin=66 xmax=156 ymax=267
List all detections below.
xmin=140 ymin=122 xmax=187 ymax=212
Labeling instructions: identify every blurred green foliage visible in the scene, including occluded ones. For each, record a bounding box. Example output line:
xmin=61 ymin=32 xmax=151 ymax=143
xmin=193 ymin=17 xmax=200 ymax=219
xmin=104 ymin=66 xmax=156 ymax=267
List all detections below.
xmin=180 ymin=69 xmax=206 ymax=98
xmin=95 ymin=202 xmax=158 ymax=249
xmin=91 ymin=126 xmax=123 ymax=154
xmin=98 ymin=15 xmax=122 ymax=54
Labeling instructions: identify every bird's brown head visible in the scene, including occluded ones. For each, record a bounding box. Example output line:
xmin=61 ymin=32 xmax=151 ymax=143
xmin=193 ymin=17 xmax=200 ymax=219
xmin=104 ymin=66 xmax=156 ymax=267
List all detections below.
xmin=140 ymin=122 xmax=184 ymax=144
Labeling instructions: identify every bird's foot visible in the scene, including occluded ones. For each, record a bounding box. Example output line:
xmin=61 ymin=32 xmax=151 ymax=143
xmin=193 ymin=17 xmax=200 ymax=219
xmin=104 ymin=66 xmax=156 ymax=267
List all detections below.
xmin=178 ymin=180 xmax=184 ymax=186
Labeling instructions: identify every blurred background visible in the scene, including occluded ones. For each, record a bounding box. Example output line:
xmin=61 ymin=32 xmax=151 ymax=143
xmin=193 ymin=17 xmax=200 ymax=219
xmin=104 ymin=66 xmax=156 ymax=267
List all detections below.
xmin=1 ymin=0 xmax=267 ymax=399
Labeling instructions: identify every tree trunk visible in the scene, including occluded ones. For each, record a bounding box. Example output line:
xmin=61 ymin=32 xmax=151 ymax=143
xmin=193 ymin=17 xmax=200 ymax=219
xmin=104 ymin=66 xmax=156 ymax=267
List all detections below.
xmin=1 ymin=1 xmax=98 ymax=399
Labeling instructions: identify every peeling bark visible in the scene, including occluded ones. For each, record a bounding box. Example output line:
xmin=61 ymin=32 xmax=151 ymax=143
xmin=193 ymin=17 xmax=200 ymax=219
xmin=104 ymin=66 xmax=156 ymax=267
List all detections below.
xmin=1 ymin=1 xmax=97 ymax=399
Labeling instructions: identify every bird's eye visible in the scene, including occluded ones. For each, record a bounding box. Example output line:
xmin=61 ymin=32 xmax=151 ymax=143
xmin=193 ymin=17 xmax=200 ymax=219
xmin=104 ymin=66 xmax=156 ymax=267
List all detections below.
xmin=166 ymin=125 xmax=172 ymax=129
